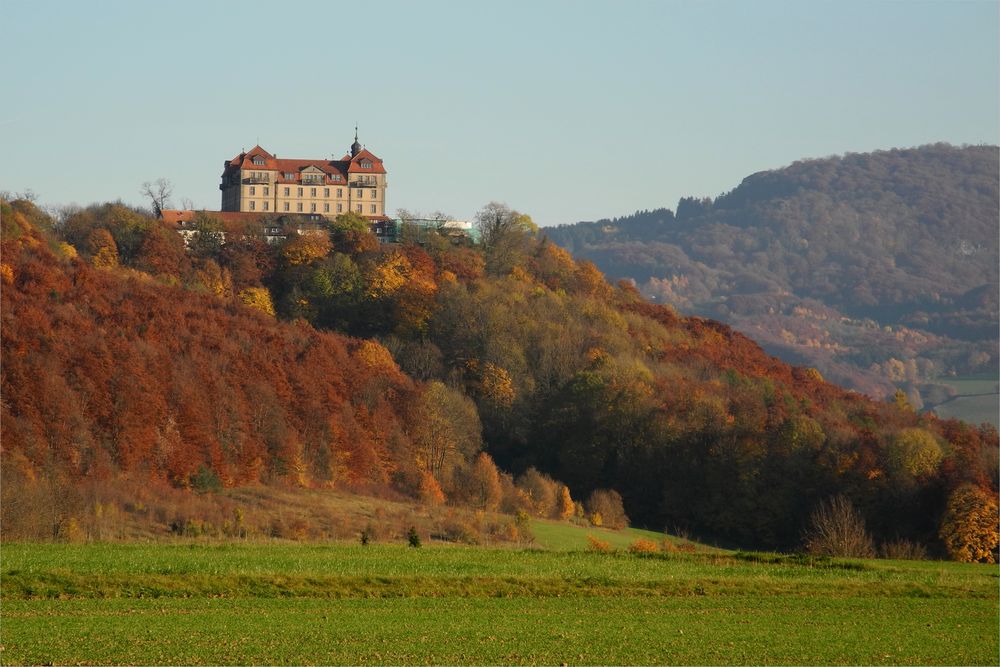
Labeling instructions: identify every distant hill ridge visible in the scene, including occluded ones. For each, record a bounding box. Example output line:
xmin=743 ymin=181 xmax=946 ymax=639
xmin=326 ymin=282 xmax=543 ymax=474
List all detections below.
xmin=546 ymin=143 xmax=999 ymax=400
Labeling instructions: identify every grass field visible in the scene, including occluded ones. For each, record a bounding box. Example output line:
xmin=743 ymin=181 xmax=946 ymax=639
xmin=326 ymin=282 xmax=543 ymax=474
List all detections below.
xmin=2 ymin=539 xmax=997 ymax=665
xmin=930 ymin=375 xmax=999 ymax=427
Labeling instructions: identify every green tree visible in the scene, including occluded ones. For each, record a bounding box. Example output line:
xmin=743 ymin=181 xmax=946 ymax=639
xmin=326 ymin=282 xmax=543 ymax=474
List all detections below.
xmin=187 ymin=212 xmax=225 ymax=260
xmin=329 ymin=212 xmax=377 ymax=254
xmin=474 ymin=202 xmax=537 ymax=275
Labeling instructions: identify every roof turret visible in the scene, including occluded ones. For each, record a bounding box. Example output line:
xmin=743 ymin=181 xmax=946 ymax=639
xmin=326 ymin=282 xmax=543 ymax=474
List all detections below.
xmin=350 ymin=126 xmax=362 ymax=157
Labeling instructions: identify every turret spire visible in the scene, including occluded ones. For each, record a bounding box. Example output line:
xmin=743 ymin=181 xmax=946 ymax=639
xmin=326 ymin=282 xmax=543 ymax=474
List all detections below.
xmin=350 ymin=125 xmax=362 ymax=157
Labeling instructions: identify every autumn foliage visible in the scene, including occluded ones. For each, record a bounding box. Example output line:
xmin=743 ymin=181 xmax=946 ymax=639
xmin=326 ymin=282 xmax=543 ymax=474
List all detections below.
xmin=2 ymin=197 xmax=997 ymax=559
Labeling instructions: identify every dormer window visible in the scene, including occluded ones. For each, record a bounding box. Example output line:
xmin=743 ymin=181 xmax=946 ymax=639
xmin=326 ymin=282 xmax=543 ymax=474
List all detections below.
xmin=284 ymin=172 xmax=295 ymax=180
xmin=252 ymin=156 xmax=265 ymax=166
xmin=360 ymin=159 xmax=373 ymax=169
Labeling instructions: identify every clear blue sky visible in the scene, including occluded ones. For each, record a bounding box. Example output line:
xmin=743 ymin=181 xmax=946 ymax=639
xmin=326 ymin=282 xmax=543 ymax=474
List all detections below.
xmin=2 ymin=0 xmax=997 ymax=227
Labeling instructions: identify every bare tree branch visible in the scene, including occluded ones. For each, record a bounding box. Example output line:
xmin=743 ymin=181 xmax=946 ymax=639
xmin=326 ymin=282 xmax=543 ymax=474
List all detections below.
xmin=141 ymin=178 xmax=173 ymax=218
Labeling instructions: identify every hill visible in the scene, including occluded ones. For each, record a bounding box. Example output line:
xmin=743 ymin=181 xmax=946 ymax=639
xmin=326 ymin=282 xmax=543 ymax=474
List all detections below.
xmin=545 ymin=144 xmax=999 ymax=407
xmin=1 ymin=197 xmax=997 ymax=558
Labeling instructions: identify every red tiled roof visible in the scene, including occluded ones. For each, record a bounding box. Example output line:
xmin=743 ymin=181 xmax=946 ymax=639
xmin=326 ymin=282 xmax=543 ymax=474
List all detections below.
xmin=160 ymin=210 xmax=264 ymax=232
xmin=347 ymin=148 xmax=386 ymax=174
xmin=225 ymin=145 xmax=384 ymax=181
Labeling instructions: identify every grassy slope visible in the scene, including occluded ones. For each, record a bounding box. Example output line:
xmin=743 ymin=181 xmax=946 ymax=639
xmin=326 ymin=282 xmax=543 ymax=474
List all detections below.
xmin=530 ymin=519 xmax=699 ymax=551
xmin=2 ymin=543 xmax=996 ymax=665
xmin=930 ymin=375 xmax=999 ymax=427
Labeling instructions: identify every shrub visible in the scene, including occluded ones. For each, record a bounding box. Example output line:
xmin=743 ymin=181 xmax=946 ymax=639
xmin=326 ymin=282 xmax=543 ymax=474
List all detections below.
xmin=407 ymin=526 xmax=422 ymax=548
xmin=586 ymin=489 xmax=629 ymax=529
xmin=513 ymin=511 xmax=534 ymax=543
xmin=586 ymin=534 xmax=612 ymax=553
xmin=556 ymin=485 xmax=575 ymax=520
xmin=190 ymin=466 xmax=222 ymax=494
xmin=418 ymin=471 xmax=446 ymax=506
xmin=802 ymin=495 xmax=875 ymax=558
xmin=434 ymin=519 xmax=480 ymax=545
xmin=498 ymin=472 xmax=533 ymax=515
xmin=516 ymin=468 xmax=559 ymax=517
xmin=628 ymin=538 xmax=659 ymax=554
xmin=879 ymin=539 xmax=928 ymax=561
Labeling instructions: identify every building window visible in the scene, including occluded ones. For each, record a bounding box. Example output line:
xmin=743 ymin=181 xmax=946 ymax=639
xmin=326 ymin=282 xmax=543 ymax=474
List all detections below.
xmin=360 ymin=159 xmax=372 ymax=169
xmin=356 ymin=204 xmax=362 ymax=213
xmin=284 ymin=172 xmax=295 ymax=179
xmin=250 ymin=186 xmax=256 ymax=195
xmin=310 ymin=203 xmax=316 ymax=213
xmin=337 ymin=188 xmax=343 ymax=197
xmin=249 ymin=200 xmax=255 ymax=210
xmin=337 ymin=204 xmax=343 ymax=212
xmin=324 ymin=188 xmax=330 ymax=197
xmin=263 ymin=201 xmax=269 ymax=211
xmin=264 ymin=186 xmax=269 ymax=196
xmin=311 ymin=187 xmax=316 ymax=197
xmin=297 ymin=203 xmax=303 ymax=212
xmin=284 ymin=187 xmax=290 ymax=196
xmin=324 ymin=203 xmax=330 ymax=213
xmin=284 ymin=202 xmax=290 ymax=211
xmin=297 ymin=187 xmax=303 ymax=196
xmin=370 ymin=204 xmax=376 ymax=214
xmin=253 ymin=156 xmax=265 ymax=165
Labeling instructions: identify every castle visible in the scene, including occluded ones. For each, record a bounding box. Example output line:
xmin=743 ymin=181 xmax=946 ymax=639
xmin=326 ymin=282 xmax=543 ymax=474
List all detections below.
xmin=219 ymin=131 xmax=388 ymax=221
xmin=162 ymin=133 xmax=473 ymax=244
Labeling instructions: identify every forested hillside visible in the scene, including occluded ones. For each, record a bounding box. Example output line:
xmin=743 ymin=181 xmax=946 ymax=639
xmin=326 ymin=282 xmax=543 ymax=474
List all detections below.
xmin=1 ymin=197 xmax=997 ymax=559
xmin=546 ymin=144 xmax=999 ymax=402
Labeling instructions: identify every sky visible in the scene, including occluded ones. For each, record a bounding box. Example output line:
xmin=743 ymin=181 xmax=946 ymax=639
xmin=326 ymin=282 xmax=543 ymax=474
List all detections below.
xmin=2 ymin=0 xmax=997 ymax=227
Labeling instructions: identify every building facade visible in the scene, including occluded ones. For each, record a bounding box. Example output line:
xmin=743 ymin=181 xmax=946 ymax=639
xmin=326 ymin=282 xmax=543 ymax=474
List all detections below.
xmin=219 ymin=132 xmax=388 ymax=220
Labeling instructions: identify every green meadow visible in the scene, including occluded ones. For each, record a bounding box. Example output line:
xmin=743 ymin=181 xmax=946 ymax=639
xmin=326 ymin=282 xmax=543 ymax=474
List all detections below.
xmin=2 ymin=533 xmax=997 ymax=666
xmin=930 ymin=375 xmax=999 ymax=427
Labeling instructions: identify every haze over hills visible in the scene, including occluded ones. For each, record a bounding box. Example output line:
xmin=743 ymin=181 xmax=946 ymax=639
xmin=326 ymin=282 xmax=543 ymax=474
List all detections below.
xmin=545 ymin=144 xmax=999 ymax=406
xmin=2 ymin=197 xmax=997 ymax=558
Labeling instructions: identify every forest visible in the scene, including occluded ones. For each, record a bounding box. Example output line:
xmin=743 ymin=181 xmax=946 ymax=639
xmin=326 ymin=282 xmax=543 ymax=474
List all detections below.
xmin=1 ymin=194 xmax=997 ymax=560
xmin=545 ymin=144 xmax=999 ymax=402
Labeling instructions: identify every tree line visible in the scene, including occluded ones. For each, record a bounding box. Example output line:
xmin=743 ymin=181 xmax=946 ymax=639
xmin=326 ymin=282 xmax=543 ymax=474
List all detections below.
xmin=1 ymin=196 xmax=996 ymax=560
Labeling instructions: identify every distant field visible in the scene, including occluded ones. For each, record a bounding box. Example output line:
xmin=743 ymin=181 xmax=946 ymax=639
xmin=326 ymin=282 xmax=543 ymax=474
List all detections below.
xmin=2 ymin=542 xmax=996 ymax=665
xmin=930 ymin=375 xmax=999 ymax=427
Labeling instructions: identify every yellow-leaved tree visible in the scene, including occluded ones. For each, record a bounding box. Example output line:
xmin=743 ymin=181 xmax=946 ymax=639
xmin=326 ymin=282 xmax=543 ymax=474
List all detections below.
xmin=939 ymin=484 xmax=999 ymax=563
xmin=887 ymin=427 xmax=943 ymax=478
xmin=87 ymin=228 xmax=119 ymax=269
xmin=468 ymin=452 xmax=503 ymax=512
xmin=557 ymin=484 xmax=575 ymax=520
xmin=281 ymin=233 xmax=331 ymax=266
xmin=238 ymin=287 xmax=276 ymax=316
xmin=409 ymin=381 xmax=482 ymax=487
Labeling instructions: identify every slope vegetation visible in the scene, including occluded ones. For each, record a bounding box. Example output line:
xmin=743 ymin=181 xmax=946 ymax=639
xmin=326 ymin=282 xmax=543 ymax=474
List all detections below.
xmin=1 ymin=198 xmax=996 ymax=558
xmin=546 ymin=144 xmax=999 ymax=403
